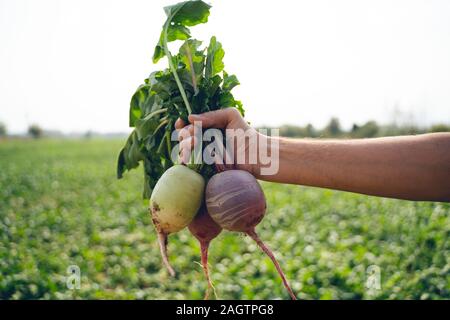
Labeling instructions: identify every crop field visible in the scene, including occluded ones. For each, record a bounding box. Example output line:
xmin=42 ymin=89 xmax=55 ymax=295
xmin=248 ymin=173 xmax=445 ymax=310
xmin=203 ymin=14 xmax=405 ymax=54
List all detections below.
xmin=0 ymin=139 xmax=448 ymax=300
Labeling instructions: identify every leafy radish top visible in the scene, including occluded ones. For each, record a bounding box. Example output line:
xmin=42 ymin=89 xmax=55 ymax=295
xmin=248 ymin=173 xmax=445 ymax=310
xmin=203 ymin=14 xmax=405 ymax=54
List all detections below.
xmin=117 ymin=0 xmax=244 ymax=198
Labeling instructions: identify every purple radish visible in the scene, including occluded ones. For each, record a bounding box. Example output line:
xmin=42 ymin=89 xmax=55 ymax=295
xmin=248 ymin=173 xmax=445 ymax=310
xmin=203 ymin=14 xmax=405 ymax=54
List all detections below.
xmin=205 ymin=170 xmax=297 ymax=300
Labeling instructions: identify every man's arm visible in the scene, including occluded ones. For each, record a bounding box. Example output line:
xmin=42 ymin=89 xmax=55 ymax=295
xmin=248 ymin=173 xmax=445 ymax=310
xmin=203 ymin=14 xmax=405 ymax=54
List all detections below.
xmin=257 ymin=133 xmax=450 ymax=202
xmin=178 ymin=109 xmax=450 ymax=202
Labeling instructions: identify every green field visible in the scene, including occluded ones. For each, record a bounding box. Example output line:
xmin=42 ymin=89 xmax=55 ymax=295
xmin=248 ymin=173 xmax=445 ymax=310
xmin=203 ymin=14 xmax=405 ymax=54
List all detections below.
xmin=0 ymin=139 xmax=448 ymax=299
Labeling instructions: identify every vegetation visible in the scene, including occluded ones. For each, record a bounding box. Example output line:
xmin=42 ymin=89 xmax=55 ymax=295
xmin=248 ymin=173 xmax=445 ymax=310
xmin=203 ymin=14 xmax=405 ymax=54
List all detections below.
xmin=261 ymin=119 xmax=450 ymax=139
xmin=117 ymin=0 xmax=242 ymax=199
xmin=28 ymin=124 xmax=43 ymax=139
xmin=0 ymin=123 xmax=6 ymax=137
xmin=1 ymin=139 xmax=448 ymax=299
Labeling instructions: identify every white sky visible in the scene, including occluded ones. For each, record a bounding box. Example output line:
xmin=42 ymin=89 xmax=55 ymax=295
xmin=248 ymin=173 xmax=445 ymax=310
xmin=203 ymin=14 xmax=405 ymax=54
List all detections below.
xmin=1 ymin=0 xmax=449 ymax=133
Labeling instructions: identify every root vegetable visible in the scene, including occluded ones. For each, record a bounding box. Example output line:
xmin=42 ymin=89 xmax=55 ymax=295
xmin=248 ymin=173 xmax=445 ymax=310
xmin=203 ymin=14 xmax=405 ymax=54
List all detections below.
xmin=205 ymin=170 xmax=297 ymax=300
xmin=150 ymin=165 xmax=205 ymax=276
xmin=188 ymin=205 xmax=222 ymax=299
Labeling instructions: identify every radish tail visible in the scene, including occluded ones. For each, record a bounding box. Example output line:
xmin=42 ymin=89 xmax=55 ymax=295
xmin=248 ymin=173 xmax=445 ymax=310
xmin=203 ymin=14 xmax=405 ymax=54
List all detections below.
xmin=157 ymin=232 xmax=175 ymax=277
xmin=247 ymin=229 xmax=297 ymax=300
xmin=200 ymin=241 xmax=215 ymax=300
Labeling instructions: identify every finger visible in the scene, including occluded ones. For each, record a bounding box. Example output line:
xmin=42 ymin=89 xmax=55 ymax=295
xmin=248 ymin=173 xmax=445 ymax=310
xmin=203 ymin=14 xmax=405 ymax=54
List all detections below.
xmin=179 ymin=140 xmax=191 ymax=164
xmin=215 ymin=152 xmax=235 ymax=171
xmin=180 ymin=138 xmax=201 ymax=164
xmin=179 ymin=136 xmax=196 ymax=164
xmin=175 ymin=118 xmax=186 ymax=130
xmin=207 ymin=142 xmax=235 ymax=170
xmin=177 ymin=124 xmax=194 ymax=141
xmin=213 ymin=155 xmax=235 ymax=171
xmin=215 ymin=163 xmax=226 ymax=172
xmin=188 ymin=108 xmax=239 ymax=129
xmin=180 ymin=136 xmax=195 ymax=152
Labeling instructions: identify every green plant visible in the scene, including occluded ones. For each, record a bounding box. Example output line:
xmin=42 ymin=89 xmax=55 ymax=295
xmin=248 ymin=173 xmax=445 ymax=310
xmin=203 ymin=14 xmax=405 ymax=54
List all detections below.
xmin=117 ymin=0 xmax=242 ymax=198
xmin=1 ymin=139 xmax=449 ymax=299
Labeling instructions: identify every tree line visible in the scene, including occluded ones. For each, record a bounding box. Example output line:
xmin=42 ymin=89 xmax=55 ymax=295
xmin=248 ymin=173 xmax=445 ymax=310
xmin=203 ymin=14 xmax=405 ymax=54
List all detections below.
xmin=259 ymin=117 xmax=450 ymax=138
xmin=0 ymin=119 xmax=449 ymax=139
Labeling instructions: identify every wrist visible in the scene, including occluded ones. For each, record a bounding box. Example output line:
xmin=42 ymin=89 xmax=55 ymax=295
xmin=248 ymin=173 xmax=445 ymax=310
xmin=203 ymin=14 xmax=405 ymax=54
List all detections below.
xmin=248 ymin=132 xmax=281 ymax=179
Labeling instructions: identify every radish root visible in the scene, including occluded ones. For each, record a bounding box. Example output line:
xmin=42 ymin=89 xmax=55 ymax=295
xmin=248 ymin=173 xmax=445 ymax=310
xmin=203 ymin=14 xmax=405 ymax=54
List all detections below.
xmin=200 ymin=241 xmax=216 ymax=300
xmin=157 ymin=232 xmax=175 ymax=277
xmin=247 ymin=229 xmax=297 ymax=300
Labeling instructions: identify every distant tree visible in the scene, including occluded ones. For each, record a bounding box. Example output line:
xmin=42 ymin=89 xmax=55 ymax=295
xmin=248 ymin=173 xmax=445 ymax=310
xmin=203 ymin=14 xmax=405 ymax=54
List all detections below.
xmin=0 ymin=122 xmax=6 ymax=137
xmin=84 ymin=130 xmax=93 ymax=139
xmin=351 ymin=121 xmax=379 ymax=138
xmin=28 ymin=124 xmax=43 ymax=139
xmin=323 ymin=117 xmax=342 ymax=137
xmin=280 ymin=125 xmax=304 ymax=137
xmin=277 ymin=123 xmax=318 ymax=138
xmin=304 ymin=123 xmax=317 ymax=138
xmin=260 ymin=119 xmax=447 ymax=140
xmin=429 ymin=124 xmax=450 ymax=133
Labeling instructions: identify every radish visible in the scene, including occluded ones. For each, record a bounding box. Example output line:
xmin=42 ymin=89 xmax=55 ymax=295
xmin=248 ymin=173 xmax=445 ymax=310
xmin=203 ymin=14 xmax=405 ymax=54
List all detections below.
xmin=150 ymin=164 xmax=205 ymax=276
xmin=205 ymin=170 xmax=297 ymax=300
xmin=188 ymin=205 xmax=222 ymax=299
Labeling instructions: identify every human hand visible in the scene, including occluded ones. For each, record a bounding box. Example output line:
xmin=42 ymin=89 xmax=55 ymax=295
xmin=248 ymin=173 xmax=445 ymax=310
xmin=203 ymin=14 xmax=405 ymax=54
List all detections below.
xmin=175 ymin=108 xmax=261 ymax=174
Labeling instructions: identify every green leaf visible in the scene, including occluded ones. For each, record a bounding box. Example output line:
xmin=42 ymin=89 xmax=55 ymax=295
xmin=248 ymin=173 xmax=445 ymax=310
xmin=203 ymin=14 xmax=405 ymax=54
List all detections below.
xmin=153 ymin=0 xmax=211 ymax=63
xmin=218 ymin=91 xmax=234 ymax=107
xmin=205 ymin=36 xmax=225 ymax=78
xmin=143 ymin=171 xmax=152 ymax=199
xmin=116 ymin=149 xmax=126 ymax=179
xmin=152 ymin=46 xmax=165 ymax=64
xmin=218 ymin=91 xmax=244 ymax=116
xmin=135 ymin=117 xmax=158 ymax=141
xmin=164 ymin=0 xmax=211 ymax=26
xmin=208 ymin=75 xmax=222 ymax=96
xmin=235 ymin=100 xmax=245 ymax=117
xmin=129 ymin=85 xmax=150 ymax=127
xmin=116 ymin=131 xmax=145 ymax=178
xmin=135 ymin=107 xmax=168 ymax=140
xmin=143 ymin=156 xmax=165 ymax=199
xmin=148 ymin=70 xmax=179 ymax=100
xmin=222 ymin=71 xmax=240 ymax=91
xmin=153 ymin=25 xmax=191 ymax=63
xmin=179 ymin=39 xmax=205 ymax=94
xmin=155 ymin=1 xmax=212 ymax=113
xmin=167 ymin=24 xmax=191 ymax=41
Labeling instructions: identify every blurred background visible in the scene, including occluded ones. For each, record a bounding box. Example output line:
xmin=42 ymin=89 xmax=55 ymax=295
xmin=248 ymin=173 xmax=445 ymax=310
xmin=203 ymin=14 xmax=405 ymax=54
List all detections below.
xmin=0 ymin=0 xmax=449 ymax=299
xmin=1 ymin=0 xmax=450 ymax=135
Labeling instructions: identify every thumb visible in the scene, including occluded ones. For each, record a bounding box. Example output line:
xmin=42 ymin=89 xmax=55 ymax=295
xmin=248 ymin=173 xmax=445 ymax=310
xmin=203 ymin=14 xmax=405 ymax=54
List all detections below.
xmin=188 ymin=108 xmax=239 ymax=129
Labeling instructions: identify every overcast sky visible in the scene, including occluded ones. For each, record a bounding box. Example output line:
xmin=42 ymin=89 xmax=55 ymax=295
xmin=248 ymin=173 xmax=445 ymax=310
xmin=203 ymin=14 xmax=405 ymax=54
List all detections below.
xmin=1 ymin=0 xmax=449 ymax=133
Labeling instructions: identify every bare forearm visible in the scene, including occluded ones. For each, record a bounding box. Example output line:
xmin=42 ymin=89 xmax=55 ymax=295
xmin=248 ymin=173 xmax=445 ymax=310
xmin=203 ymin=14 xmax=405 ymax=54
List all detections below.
xmin=255 ymin=133 xmax=450 ymax=202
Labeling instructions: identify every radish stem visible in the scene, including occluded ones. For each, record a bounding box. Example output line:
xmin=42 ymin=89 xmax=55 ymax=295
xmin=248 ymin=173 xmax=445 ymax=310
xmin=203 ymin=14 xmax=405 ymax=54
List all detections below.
xmin=162 ymin=11 xmax=192 ymax=115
